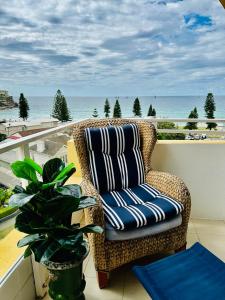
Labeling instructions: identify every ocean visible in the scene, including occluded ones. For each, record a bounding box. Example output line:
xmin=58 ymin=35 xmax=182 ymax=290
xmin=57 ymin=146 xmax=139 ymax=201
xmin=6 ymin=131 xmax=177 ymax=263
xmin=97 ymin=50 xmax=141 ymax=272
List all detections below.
xmin=0 ymin=96 xmax=225 ymax=121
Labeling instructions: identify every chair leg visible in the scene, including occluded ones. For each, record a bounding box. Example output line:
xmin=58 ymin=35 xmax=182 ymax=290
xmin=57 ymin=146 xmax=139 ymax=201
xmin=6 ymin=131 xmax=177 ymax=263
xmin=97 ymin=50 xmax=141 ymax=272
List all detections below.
xmin=175 ymin=242 xmax=187 ymax=253
xmin=97 ymin=271 xmax=109 ymax=289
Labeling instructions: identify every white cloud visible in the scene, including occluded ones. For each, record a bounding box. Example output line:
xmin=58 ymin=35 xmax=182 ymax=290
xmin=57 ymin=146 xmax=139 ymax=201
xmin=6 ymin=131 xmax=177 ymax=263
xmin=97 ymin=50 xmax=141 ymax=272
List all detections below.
xmin=0 ymin=0 xmax=224 ymax=95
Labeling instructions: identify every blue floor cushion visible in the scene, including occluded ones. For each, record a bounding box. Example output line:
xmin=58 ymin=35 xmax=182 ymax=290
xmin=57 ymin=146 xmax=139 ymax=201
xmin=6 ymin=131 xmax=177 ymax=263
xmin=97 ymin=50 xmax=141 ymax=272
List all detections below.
xmin=133 ymin=243 xmax=225 ymax=300
xmin=100 ymin=183 xmax=184 ymax=230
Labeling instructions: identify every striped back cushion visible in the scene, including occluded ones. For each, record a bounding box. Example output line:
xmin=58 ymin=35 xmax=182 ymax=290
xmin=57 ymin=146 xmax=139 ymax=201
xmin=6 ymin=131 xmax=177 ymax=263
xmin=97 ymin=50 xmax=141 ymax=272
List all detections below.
xmin=85 ymin=124 xmax=145 ymax=192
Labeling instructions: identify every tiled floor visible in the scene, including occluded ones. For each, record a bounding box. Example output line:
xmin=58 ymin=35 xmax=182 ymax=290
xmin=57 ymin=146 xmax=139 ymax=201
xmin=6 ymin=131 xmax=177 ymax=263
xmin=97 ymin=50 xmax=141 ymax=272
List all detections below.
xmin=44 ymin=219 xmax=225 ymax=300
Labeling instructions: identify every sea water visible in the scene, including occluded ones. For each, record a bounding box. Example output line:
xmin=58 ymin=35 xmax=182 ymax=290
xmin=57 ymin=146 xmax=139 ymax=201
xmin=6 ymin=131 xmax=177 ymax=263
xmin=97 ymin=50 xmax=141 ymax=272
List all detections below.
xmin=0 ymin=95 xmax=225 ymax=121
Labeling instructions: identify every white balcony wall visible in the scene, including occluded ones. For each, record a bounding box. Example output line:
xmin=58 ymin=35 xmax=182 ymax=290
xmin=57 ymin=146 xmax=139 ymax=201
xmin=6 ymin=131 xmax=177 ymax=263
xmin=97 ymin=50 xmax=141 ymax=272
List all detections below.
xmin=152 ymin=141 xmax=225 ymax=220
xmin=0 ymin=257 xmax=35 ymax=300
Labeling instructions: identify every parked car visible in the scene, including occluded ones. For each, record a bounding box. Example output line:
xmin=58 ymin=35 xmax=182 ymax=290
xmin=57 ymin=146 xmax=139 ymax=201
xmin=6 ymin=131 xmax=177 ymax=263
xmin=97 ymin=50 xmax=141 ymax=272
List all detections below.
xmin=201 ymin=134 xmax=207 ymax=140
xmin=185 ymin=134 xmax=194 ymax=140
xmin=185 ymin=134 xmax=207 ymax=140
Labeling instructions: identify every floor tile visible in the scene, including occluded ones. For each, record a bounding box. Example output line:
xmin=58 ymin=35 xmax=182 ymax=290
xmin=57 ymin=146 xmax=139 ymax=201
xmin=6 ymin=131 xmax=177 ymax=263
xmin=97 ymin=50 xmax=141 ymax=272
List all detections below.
xmin=193 ymin=219 xmax=225 ymax=236
xmin=186 ymin=232 xmax=199 ymax=248
xmin=123 ymin=268 xmax=150 ymax=300
xmin=84 ymin=255 xmax=96 ymax=278
xmin=187 ymin=220 xmax=196 ymax=234
xmin=84 ymin=270 xmax=124 ymax=300
xmin=198 ymin=233 xmax=225 ymax=262
xmin=83 ymin=252 xmax=91 ymax=272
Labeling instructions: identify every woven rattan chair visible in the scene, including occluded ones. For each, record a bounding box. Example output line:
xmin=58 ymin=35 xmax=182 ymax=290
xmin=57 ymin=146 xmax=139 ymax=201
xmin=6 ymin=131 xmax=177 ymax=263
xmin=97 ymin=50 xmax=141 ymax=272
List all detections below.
xmin=73 ymin=118 xmax=191 ymax=288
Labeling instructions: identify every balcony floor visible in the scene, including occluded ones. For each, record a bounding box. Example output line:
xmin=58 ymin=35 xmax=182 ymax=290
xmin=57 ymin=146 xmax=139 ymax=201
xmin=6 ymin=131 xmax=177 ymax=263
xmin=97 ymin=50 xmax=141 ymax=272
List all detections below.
xmin=44 ymin=219 xmax=225 ymax=300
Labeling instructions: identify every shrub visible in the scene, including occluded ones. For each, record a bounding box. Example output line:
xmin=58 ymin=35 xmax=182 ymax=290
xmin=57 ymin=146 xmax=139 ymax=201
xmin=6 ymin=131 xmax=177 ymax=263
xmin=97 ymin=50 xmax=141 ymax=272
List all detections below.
xmin=157 ymin=121 xmax=185 ymax=140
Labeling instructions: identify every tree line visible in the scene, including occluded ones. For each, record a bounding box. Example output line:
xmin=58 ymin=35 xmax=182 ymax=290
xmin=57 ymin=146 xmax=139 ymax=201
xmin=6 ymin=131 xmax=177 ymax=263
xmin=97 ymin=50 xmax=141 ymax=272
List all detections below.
xmin=93 ymin=93 xmax=217 ymax=130
xmin=17 ymin=90 xmax=217 ymax=131
xmin=93 ymin=97 xmax=156 ymax=118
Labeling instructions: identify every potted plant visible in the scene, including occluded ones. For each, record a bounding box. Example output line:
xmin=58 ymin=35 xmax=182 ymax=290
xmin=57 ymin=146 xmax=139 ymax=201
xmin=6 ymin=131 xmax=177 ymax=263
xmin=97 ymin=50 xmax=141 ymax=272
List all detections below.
xmin=9 ymin=157 xmax=103 ymax=300
xmin=0 ymin=184 xmax=18 ymax=239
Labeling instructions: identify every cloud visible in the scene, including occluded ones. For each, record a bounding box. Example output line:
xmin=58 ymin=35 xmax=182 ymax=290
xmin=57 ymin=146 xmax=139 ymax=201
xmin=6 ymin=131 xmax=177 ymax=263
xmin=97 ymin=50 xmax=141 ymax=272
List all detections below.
xmin=45 ymin=54 xmax=79 ymax=64
xmin=0 ymin=40 xmax=79 ymax=65
xmin=81 ymin=51 xmax=97 ymax=57
xmin=0 ymin=0 xmax=224 ymax=96
xmin=47 ymin=16 xmax=63 ymax=24
xmin=0 ymin=9 xmax=36 ymax=28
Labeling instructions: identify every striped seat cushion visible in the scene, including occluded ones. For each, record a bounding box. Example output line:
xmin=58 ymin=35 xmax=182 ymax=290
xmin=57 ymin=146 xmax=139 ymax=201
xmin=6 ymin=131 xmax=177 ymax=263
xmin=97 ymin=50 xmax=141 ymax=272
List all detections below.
xmin=100 ymin=183 xmax=184 ymax=230
xmin=85 ymin=124 xmax=145 ymax=192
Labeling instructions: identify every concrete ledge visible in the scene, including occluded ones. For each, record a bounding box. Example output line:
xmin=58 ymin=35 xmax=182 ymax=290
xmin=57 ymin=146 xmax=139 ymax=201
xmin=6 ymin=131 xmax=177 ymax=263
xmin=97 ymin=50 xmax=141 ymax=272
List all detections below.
xmin=157 ymin=140 xmax=225 ymax=145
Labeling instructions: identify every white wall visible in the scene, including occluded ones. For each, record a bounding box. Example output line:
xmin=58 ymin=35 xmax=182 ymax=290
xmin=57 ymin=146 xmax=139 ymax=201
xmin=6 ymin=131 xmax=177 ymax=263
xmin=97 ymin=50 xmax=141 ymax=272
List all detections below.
xmin=151 ymin=141 xmax=225 ymax=220
xmin=0 ymin=257 xmax=35 ymax=300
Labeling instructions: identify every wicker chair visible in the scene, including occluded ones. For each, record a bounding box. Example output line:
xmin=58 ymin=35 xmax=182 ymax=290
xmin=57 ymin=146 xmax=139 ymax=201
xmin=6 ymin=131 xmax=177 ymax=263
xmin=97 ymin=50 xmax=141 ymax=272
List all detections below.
xmin=73 ymin=118 xmax=191 ymax=288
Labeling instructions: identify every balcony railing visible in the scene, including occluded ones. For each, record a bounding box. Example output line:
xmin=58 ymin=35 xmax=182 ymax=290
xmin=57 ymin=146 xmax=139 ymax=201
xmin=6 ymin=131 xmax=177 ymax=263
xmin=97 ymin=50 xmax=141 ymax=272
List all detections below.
xmin=0 ymin=117 xmax=225 ymax=158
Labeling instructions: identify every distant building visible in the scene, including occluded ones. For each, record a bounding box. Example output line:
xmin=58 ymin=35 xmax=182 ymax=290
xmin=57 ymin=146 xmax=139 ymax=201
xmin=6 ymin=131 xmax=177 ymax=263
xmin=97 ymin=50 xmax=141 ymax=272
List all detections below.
xmin=0 ymin=118 xmax=59 ymax=136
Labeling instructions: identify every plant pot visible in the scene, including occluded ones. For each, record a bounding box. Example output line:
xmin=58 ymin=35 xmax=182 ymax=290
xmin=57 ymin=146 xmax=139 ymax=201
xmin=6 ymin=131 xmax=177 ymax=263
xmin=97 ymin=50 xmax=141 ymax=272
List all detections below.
xmin=42 ymin=242 xmax=89 ymax=300
xmin=0 ymin=208 xmax=19 ymax=239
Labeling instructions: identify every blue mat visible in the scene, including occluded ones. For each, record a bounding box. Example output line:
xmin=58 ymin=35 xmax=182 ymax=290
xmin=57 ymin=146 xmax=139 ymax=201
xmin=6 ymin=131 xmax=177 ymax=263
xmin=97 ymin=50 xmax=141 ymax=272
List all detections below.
xmin=133 ymin=243 xmax=225 ymax=300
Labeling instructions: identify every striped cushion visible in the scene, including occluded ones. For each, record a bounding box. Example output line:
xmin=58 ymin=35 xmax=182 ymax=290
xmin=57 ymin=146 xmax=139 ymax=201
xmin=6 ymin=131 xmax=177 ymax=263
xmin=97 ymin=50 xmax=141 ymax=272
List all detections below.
xmin=100 ymin=183 xmax=184 ymax=230
xmin=85 ymin=124 xmax=145 ymax=192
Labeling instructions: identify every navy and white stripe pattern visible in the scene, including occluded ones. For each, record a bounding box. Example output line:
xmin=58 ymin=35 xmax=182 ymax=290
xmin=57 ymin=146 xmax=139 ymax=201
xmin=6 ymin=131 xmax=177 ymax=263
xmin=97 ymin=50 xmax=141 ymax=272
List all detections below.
xmin=100 ymin=183 xmax=184 ymax=230
xmin=85 ymin=124 xmax=145 ymax=192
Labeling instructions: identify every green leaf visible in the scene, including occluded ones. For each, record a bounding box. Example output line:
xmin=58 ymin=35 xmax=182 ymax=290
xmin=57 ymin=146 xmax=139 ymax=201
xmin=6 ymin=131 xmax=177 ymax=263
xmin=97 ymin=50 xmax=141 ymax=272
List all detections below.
xmin=41 ymin=166 xmax=76 ymax=190
xmin=41 ymin=179 xmax=65 ymax=190
xmin=26 ymin=182 xmax=43 ymax=194
xmin=42 ymin=158 xmax=65 ymax=183
xmin=9 ymin=193 xmax=34 ymax=207
xmin=13 ymin=185 xmax=26 ymax=194
xmin=60 ymin=168 xmax=77 ymax=186
xmin=11 ymin=161 xmax=38 ymax=183
xmin=30 ymin=240 xmax=51 ymax=262
xmin=56 ymin=185 xmax=82 ymax=198
xmin=24 ymin=157 xmax=43 ymax=175
xmin=80 ymin=225 xmax=103 ymax=234
xmin=54 ymin=163 xmax=75 ymax=182
xmin=77 ymin=196 xmax=96 ymax=210
xmin=43 ymin=195 xmax=80 ymax=222
xmin=40 ymin=240 xmax=62 ymax=263
xmin=15 ymin=212 xmax=49 ymax=234
xmin=24 ymin=245 xmax=32 ymax=258
xmin=18 ymin=233 xmax=43 ymax=247
xmin=56 ymin=231 xmax=83 ymax=250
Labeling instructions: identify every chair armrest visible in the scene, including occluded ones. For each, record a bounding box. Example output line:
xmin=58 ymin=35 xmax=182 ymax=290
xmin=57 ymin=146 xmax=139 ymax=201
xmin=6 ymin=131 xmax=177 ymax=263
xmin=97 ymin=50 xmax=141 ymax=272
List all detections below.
xmin=80 ymin=179 xmax=105 ymax=229
xmin=146 ymin=170 xmax=190 ymax=203
xmin=146 ymin=170 xmax=191 ymax=224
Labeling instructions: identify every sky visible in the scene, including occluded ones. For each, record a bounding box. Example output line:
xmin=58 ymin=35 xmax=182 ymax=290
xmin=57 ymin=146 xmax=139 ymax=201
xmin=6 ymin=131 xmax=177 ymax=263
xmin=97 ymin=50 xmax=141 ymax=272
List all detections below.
xmin=0 ymin=0 xmax=225 ymax=96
